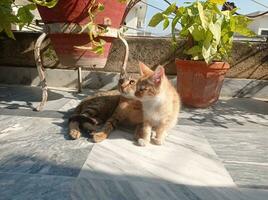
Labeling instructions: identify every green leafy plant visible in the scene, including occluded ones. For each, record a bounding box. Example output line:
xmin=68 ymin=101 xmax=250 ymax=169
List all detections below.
xmin=149 ymin=0 xmax=255 ymax=63
xmin=0 ymin=0 xmax=58 ymax=39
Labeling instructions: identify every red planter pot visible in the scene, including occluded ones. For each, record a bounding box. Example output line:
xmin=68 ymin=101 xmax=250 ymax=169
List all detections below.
xmin=37 ymin=0 xmax=127 ymax=67
xmin=176 ymin=59 xmax=230 ymax=108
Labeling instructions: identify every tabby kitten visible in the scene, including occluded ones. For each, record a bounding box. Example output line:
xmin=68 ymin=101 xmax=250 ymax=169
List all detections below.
xmin=68 ymin=75 xmax=144 ymax=143
xmin=68 ymin=90 xmax=120 ymax=140
xmin=135 ymin=62 xmax=181 ymax=146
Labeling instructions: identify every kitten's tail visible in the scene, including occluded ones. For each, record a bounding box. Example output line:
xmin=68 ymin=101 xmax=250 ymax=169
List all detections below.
xmin=68 ymin=114 xmax=101 ymax=132
xmin=68 ymin=114 xmax=96 ymax=124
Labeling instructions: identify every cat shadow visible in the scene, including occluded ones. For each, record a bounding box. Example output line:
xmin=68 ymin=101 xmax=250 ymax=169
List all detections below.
xmin=52 ymin=118 xmax=95 ymax=141
xmin=108 ymin=128 xmax=135 ymax=141
xmin=53 ymin=120 xmax=72 ymax=140
xmin=53 ymin=118 xmax=137 ymax=143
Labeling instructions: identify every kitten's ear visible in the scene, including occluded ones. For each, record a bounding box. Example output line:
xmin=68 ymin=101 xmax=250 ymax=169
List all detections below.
xmin=152 ymin=66 xmax=165 ymax=84
xmin=139 ymin=61 xmax=153 ymax=76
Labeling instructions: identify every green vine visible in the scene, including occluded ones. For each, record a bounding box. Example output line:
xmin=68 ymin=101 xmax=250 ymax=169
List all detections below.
xmin=30 ymin=0 xmax=58 ymax=8
xmin=75 ymin=0 xmax=108 ymax=54
xmin=76 ymin=0 xmax=128 ymax=54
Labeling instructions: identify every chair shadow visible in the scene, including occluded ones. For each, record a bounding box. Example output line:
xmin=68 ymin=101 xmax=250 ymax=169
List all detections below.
xmin=0 ymin=85 xmax=65 ymax=110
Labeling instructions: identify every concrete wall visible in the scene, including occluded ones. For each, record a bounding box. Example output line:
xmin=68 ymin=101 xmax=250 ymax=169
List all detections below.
xmin=0 ymin=32 xmax=267 ymax=80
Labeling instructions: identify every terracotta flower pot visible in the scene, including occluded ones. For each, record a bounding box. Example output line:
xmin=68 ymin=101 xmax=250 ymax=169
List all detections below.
xmin=37 ymin=0 xmax=127 ymax=68
xmin=176 ymin=59 xmax=230 ymax=108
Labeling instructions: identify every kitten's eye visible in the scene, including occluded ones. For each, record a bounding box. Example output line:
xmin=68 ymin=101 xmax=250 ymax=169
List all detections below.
xmin=139 ymin=86 xmax=147 ymax=91
xmin=129 ymin=80 xmax=135 ymax=85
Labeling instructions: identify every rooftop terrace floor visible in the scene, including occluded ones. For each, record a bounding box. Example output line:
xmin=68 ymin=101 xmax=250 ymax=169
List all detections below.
xmin=0 ymin=85 xmax=267 ymax=200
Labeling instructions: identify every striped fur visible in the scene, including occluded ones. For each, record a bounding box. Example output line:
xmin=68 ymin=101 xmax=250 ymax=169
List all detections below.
xmin=68 ymin=76 xmax=143 ymax=142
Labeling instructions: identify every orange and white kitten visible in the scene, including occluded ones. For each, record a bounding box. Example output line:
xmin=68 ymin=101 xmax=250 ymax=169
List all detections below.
xmin=135 ymin=62 xmax=181 ymax=146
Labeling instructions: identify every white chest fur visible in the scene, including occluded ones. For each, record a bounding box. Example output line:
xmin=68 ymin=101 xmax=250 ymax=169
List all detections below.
xmin=142 ymin=94 xmax=165 ymax=125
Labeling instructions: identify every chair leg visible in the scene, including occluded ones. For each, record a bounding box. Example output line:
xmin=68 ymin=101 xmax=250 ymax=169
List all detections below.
xmin=77 ymin=67 xmax=82 ymax=93
xmin=34 ymin=33 xmax=48 ymax=112
xmin=118 ymin=31 xmax=129 ymax=78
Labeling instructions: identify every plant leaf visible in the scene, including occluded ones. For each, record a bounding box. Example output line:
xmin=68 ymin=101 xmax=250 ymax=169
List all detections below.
xmin=185 ymin=45 xmax=202 ymax=56
xmin=0 ymin=1 xmax=17 ymax=39
xmin=171 ymin=15 xmax=180 ymax=41
xmin=92 ymin=46 xmax=104 ymax=55
xmin=186 ymin=8 xmax=194 ymax=17
xmin=99 ymin=39 xmax=106 ymax=46
xmin=209 ymin=0 xmax=226 ymax=5
xmin=231 ymin=16 xmax=255 ymax=36
xmin=98 ymin=3 xmax=105 ymax=11
xmin=188 ymin=25 xmax=205 ymax=41
xmin=197 ymin=2 xmax=208 ymax=29
xmin=4 ymin=26 xmax=15 ymax=39
xmin=149 ymin=13 xmax=164 ymax=27
xmin=209 ymin=18 xmax=222 ymax=45
xmin=17 ymin=4 xmax=36 ymax=29
xmin=202 ymin=31 xmax=214 ymax=63
xmin=176 ymin=6 xmax=185 ymax=16
xmin=163 ymin=3 xmax=176 ymax=15
xmin=163 ymin=18 xmax=169 ymax=30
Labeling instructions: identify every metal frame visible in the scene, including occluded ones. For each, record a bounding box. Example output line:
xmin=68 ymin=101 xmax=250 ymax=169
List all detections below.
xmin=34 ymin=28 xmax=129 ymax=111
xmin=33 ymin=0 xmax=143 ymax=111
xmin=34 ymin=32 xmax=48 ymax=112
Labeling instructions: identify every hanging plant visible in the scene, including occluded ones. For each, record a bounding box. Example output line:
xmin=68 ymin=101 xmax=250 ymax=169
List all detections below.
xmin=0 ymin=0 xmax=128 ymax=55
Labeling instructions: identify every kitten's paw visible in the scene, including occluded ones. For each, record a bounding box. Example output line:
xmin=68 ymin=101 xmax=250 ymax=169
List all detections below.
xmin=93 ymin=132 xmax=108 ymax=143
xmin=133 ymin=133 xmax=141 ymax=141
xmin=151 ymin=137 xmax=163 ymax=145
xmin=137 ymin=138 xmax=149 ymax=147
xmin=69 ymin=129 xmax=81 ymax=140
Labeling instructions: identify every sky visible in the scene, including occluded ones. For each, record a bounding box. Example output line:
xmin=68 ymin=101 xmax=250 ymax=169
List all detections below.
xmin=143 ymin=0 xmax=268 ymax=35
